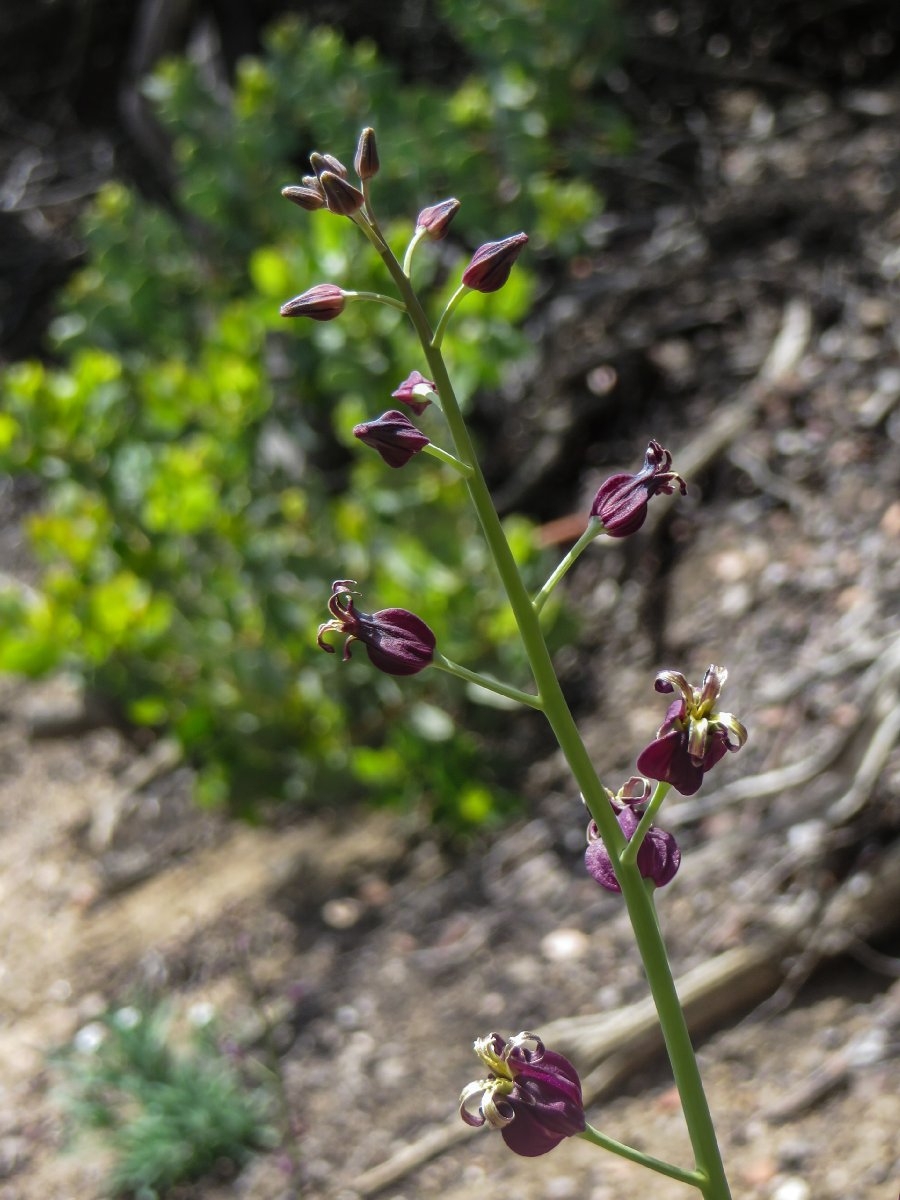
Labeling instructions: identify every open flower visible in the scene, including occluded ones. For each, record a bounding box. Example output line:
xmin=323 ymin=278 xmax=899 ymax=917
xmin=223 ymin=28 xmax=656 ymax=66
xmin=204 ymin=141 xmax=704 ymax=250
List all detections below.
xmin=636 ymin=666 xmax=748 ymax=796
xmin=353 ymin=410 xmax=430 ymax=468
xmin=459 ymin=1032 xmax=585 ymax=1157
xmin=317 ymin=581 xmax=435 ymax=676
xmin=589 ymin=440 xmax=686 ymax=537
xmin=585 ymin=802 xmax=681 ymax=893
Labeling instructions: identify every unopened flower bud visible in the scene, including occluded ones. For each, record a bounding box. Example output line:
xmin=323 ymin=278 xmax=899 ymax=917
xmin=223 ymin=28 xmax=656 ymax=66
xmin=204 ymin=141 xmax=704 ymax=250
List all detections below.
xmin=391 ymin=370 xmax=438 ymax=416
xmin=319 ymin=171 xmax=365 ymax=216
xmin=317 ymin=581 xmax=435 ymax=676
xmin=353 ymin=410 xmax=429 ymax=468
xmin=309 ymin=151 xmax=348 ymax=180
xmin=416 ymin=198 xmax=461 ymax=241
xmin=354 ymin=127 xmax=379 ymax=181
xmin=280 ymin=284 xmax=345 ymax=321
xmin=281 ymin=183 xmax=325 ymax=211
xmin=462 ymin=232 xmax=528 ymax=293
xmin=589 ymin=440 xmax=686 ymax=537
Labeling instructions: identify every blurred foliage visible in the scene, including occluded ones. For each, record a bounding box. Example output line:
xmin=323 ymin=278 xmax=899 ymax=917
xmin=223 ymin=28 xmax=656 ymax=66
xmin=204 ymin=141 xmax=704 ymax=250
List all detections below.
xmin=54 ymin=1004 xmax=276 ymax=1199
xmin=0 ymin=2 xmax=620 ymax=823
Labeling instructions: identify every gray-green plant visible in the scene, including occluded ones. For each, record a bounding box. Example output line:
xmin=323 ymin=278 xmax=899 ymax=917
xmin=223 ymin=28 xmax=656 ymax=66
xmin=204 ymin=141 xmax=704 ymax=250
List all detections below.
xmin=55 ymin=1004 xmax=276 ymax=1199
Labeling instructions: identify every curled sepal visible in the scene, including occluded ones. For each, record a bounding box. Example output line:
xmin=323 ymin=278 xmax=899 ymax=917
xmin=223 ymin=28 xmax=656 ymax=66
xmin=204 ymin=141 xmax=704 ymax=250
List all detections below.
xmin=636 ymin=665 xmax=748 ymax=796
xmin=589 ymin=440 xmax=687 ymax=537
xmin=391 ymin=370 xmax=438 ymax=415
xmin=462 ymin=232 xmax=528 ymax=293
xmin=459 ymin=1031 xmax=585 ymax=1157
xmin=585 ymin=805 xmax=681 ymax=894
xmin=353 ymin=410 xmax=429 ymax=468
xmin=317 ymin=581 xmax=435 ymax=676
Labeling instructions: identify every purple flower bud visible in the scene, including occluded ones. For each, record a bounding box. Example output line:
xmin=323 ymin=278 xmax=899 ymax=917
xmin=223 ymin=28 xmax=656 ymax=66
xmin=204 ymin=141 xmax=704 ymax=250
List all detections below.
xmin=636 ymin=666 xmax=748 ymax=796
xmin=589 ymin=440 xmax=687 ymax=537
xmin=585 ymin=804 xmax=681 ymax=893
xmin=319 ymin=171 xmax=365 ymax=217
xmin=354 ymin=127 xmax=380 ymax=181
xmin=280 ymin=284 xmax=346 ymax=321
xmin=309 ymin=151 xmax=348 ymax=180
xmin=353 ymin=410 xmax=430 ymax=468
xmin=462 ymin=232 xmax=529 ymax=293
xmin=281 ymin=183 xmax=325 ymax=211
xmin=317 ymin=581 xmax=435 ymax=676
xmin=459 ymin=1032 xmax=585 ymax=1157
xmin=391 ymin=370 xmax=438 ymax=416
xmin=416 ymin=198 xmax=461 ymax=241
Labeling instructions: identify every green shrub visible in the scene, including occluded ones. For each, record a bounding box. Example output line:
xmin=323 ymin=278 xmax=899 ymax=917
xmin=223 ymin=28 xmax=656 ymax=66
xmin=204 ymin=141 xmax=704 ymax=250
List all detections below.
xmin=0 ymin=6 xmax=619 ymax=822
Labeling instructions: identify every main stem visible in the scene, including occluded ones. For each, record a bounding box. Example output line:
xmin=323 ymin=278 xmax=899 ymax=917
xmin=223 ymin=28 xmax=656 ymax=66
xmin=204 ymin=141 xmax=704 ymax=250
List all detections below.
xmin=374 ymin=233 xmax=731 ymax=1200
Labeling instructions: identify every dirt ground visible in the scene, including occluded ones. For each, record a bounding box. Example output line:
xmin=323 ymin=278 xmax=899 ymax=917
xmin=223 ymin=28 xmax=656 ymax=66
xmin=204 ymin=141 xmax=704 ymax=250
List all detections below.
xmin=1 ymin=7 xmax=900 ymax=1200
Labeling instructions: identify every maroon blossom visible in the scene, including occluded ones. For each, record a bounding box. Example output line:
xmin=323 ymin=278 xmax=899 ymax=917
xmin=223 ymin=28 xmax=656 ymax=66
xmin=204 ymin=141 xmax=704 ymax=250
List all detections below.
xmin=317 ymin=581 xmax=435 ymax=676
xmin=636 ymin=666 xmax=748 ymax=796
xmin=416 ymin=198 xmax=461 ymax=240
xmin=391 ymin=370 xmax=438 ymax=415
xmin=589 ymin=440 xmax=686 ymax=537
xmin=280 ymin=284 xmax=345 ymax=321
xmin=353 ymin=411 xmax=429 ymax=468
xmin=585 ymin=803 xmax=681 ymax=893
xmin=462 ymin=233 xmax=529 ymax=293
xmin=459 ymin=1032 xmax=585 ymax=1157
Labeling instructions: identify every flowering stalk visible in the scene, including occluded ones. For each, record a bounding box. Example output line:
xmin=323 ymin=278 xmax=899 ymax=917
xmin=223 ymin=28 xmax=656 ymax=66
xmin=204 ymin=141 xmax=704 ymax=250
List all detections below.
xmin=362 ymin=208 xmax=733 ymax=1200
xmin=286 ymin=131 xmax=737 ymax=1200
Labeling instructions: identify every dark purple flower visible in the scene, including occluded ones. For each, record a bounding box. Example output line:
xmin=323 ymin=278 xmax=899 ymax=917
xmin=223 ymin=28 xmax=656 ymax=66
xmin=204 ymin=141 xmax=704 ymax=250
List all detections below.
xmin=585 ymin=803 xmax=681 ymax=893
xmin=459 ymin=1032 xmax=585 ymax=1157
xmin=589 ymin=440 xmax=686 ymax=537
xmin=353 ymin=410 xmax=429 ymax=468
xmin=391 ymin=370 xmax=438 ymax=415
xmin=636 ymin=666 xmax=748 ymax=796
xmin=317 ymin=581 xmax=435 ymax=676
xmin=280 ymin=284 xmax=345 ymax=321
xmin=462 ymin=233 xmax=528 ymax=293
xmin=416 ymin=198 xmax=461 ymax=241
xmin=354 ymin=127 xmax=379 ymax=181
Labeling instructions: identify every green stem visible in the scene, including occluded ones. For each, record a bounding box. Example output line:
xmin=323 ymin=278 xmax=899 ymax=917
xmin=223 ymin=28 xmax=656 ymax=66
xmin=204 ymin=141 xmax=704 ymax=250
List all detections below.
xmin=366 ymin=228 xmax=732 ymax=1200
xmin=346 ymin=289 xmax=407 ymax=312
xmin=423 ymin=443 xmax=473 ymax=477
xmin=403 ymin=226 xmax=427 ymax=276
xmin=620 ymin=781 xmax=672 ymax=867
xmin=532 ymin=520 xmax=604 ymax=614
xmin=431 ymin=284 xmax=470 ymax=349
xmin=579 ymin=1124 xmax=706 ymax=1189
xmin=433 ymin=653 xmax=543 ymax=710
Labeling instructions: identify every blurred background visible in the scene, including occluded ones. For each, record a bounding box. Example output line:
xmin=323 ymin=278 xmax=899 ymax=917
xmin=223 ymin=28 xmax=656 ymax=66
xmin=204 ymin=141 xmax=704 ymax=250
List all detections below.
xmin=0 ymin=1 xmax=899 ymax=1197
